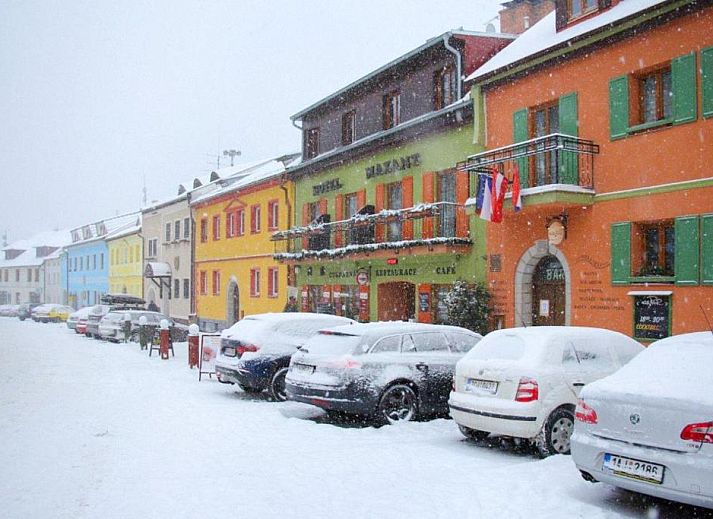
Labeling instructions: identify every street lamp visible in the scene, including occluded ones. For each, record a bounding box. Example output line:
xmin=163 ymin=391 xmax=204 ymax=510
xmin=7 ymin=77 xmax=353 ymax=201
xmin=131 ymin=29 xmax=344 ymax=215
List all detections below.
xmin=223 ymin=149 xmax=241 ymax=167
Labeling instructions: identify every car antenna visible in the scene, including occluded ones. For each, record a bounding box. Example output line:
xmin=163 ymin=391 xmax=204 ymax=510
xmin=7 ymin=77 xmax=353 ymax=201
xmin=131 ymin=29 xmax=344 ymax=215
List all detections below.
xmin=700 ymin=305 xmax=713 ymax=336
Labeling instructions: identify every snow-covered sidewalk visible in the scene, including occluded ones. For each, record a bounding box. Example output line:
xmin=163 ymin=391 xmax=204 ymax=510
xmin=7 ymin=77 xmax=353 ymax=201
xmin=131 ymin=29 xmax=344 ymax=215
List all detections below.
xmin=0 ymin=318 xmax=707 ymax=518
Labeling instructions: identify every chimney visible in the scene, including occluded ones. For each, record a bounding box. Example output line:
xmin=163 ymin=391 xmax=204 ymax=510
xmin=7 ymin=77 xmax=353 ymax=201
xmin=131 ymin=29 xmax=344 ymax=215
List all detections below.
xmin=499 ymin=0 xmax=555 ymax=34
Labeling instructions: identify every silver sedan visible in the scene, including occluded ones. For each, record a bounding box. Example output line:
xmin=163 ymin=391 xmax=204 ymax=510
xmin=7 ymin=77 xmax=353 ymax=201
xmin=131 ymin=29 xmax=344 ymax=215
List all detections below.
xmin=571 ymin=332 xmax=713 ymax=510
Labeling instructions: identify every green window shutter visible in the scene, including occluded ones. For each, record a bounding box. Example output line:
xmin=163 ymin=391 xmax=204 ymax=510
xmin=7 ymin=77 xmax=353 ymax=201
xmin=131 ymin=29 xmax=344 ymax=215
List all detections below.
xmin=701 ymin=214 xmax=713 ymax=284
xmin=611 ymin=222 xmax=631 ymax=285
xmin=674 ymin=215 xmax=700 ymax=285
xmin=701 ymin=47 xmax=713 ymax=119
xmin=558 ymin=92 xmax=579 ymax=185
xmin=608 ymin=75 xmax=629 ymax=140
xmin=472 ymin=85 xmax=485 ymax=145
xmin=513 ymin=108 xmax=529 ymax=188
xmin=672 ymin=52 xmax=697 ymax=125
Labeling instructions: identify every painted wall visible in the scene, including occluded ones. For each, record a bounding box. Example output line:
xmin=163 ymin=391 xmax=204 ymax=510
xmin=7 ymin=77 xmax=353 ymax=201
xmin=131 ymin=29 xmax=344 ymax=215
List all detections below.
xmin=478 ymin=4 xmax=713 ymax=338
xmin=108 ymin=233 xmax=143 ymax=298
xmin=65 ymin=240 xmax=108 ymax=309
xmin=193 ymin=179 xmax=293 ymax=330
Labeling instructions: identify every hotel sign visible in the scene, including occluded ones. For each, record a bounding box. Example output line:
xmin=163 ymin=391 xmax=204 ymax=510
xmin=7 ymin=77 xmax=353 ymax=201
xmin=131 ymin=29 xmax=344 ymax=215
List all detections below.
xmin=365 ymin=153 xmax=422 ymax=179
xmin=312 ymin=178 xmax=343 ymax=196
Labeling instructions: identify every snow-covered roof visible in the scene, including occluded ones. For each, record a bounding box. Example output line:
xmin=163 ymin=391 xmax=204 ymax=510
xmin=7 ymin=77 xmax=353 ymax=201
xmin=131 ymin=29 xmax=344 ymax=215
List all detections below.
xmin=144 ymin=261 xmax=172 ymax=278
xmin=67 ymin=211 xmax=141 ymax=247
xmin=0 ymin=229 xmax=72 ymax=268
xmin=320 ymin=321 xmax=478 ymax=337
xmin=466 ymin=0 xmax=669 ymax=83
xmin=105 ymin=214 xmax=142 ymax=241
xmin=190 ymin=154 xmax=300 ymax=206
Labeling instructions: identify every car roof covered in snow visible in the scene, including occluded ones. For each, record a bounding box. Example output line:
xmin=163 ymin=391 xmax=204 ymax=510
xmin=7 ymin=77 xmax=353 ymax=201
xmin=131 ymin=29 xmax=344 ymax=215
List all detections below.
xmin=318 ymin=321 xmax=479 ymax=338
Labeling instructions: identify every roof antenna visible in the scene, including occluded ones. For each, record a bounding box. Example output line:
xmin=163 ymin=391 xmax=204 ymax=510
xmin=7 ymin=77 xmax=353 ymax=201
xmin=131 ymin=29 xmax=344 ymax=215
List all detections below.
xmin=700 ymin=305 xmax=713 ymax=336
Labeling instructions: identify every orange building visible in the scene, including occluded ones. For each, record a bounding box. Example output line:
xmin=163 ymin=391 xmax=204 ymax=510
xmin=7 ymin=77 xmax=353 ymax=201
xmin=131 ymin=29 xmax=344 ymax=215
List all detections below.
xmin=465 ymin=0 xmax=713 ymax=341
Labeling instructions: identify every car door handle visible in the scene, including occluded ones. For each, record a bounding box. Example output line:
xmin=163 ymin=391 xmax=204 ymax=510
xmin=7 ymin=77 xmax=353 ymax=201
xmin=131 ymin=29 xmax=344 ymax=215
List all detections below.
xmin=572 ymin=382 xmax=585 ymax=387
xmin=416 ymin=363 xmax=429 ymax=372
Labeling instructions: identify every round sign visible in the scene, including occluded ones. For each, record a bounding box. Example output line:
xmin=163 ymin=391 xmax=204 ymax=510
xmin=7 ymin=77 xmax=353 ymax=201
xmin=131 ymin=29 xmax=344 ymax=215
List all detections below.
xmin=356 ymin=271 xmax=369 ymax=286
xmin=547 ymin=220 xmax=566 ymax=245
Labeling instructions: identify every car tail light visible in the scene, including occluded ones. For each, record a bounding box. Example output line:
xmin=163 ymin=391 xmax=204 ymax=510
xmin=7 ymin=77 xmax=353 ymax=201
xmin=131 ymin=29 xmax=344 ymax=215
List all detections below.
xmin=680 ymin=421 xmax=713 ymax=443
xmin=515 ymin=378 xmax=539 ymax=402
xmin=236 ymin=344 xmax=259 ymax=358
xmin=575 ymin=399 xmax=598 ymax=424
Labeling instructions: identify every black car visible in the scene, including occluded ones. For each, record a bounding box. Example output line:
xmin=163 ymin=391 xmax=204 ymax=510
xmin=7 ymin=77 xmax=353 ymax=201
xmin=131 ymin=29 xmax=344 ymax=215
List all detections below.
xmin=285 ymin=322 xmax=481 ymax=423
xmin=17 ymin=303 xmax=41 ymax=321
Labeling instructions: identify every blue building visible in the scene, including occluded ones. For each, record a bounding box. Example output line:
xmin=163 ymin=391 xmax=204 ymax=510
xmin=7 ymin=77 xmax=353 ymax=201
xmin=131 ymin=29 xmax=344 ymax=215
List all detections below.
xmin=64 ymin=213 xmax=140 ymax=309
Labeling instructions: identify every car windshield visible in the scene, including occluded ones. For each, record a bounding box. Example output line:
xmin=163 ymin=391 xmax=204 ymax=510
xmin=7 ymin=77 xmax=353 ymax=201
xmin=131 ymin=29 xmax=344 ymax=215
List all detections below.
xmin=466 ymin=333 xmax=529 ymax=361
xmin=302 ymin=332 xmax=363 ymax=356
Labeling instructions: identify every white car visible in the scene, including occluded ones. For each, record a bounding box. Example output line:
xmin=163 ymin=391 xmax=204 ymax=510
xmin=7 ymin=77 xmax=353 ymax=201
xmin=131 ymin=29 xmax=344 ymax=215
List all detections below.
xmin=67 ymin=306 xmax=94 ymax=330
xmin=97 ymin=310 xmax=169 ymax=341
xmin=571 ymin=332 xmax=713 ymax=510
xmin=215 ymin=312 xmax=355 ymax=401
xmin=449 ymin=327 xmax=643 ymax=456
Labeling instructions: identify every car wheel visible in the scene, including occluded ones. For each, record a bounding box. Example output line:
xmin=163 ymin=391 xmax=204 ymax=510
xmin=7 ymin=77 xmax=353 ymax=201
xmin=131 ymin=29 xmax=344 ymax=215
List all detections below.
xmin=378 ymin=384 xmax=418 ymax=424
xmin=268 ymin=367 xmax=289 ymax=402
xmin=238 ymin=384 xmax=262 ymax=394
xmin=458 ymin=424 xmax=490 ymax=441
xmin=535 ymin=407 xmax=575 ymax=458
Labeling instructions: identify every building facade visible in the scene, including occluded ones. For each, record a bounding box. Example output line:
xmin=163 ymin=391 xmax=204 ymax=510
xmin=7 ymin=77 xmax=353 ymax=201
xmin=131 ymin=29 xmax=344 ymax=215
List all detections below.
xmin=465 ymin=0 xmax=713 ymax=340
xmin=192 ymin=157 xmax=298 ymax=331
xmin=43 ymin=252 xmax=63 ymax=304
xmin=107 ymin=218 xmax=143 ymax=298
xmin=275 ymin=31 xmax=514 ymax=323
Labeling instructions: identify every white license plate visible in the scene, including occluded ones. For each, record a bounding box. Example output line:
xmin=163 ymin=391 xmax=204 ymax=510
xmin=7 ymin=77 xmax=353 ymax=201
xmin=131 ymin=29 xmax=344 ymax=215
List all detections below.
xmin=465 ymin=378 xmax=498 ymax=394
xmin=603 ymin=454 xmax=664 ymax=484
xmin=293 ymin=363 xmax=315 ymax=375
xmin=223 ymin=347 xmax=236 ymax=357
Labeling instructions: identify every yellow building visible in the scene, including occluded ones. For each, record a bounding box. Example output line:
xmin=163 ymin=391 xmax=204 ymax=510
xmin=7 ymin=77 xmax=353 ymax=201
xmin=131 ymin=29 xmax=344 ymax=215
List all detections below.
xmin=191 ymin=157 xmax=298 ymax=331
xmin=107 ymin=218 xmax=144 ymax=298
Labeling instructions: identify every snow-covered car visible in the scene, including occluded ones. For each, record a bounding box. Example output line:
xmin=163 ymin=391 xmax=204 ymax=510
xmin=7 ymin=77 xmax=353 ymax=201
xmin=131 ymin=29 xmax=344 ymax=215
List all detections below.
xmin=97 ymin=310 xmax=171 ymax=341
xmin=48 ymin=305 xmax=75 ymax=322
xmin=85 ymin=304 xmax=112 ymax=338
xmin=17 ymin=303 xmax=41 ymax=321
xmin=571 ymin=332 xmax=713 ymax=509
xmin=449 ymin=327 xmax=643 ymax=456
xmin=215 ymin=312 xmax=355 ymax=401
xmin=31 ymin=303 xmax=56 ymax=322
xmin=286 ymin=322 xmax=482 ymax=423
xmin=0 ymin=304 xmax=21 ymax=317
xmin=67 ymin=306 xmax=94 ymax=330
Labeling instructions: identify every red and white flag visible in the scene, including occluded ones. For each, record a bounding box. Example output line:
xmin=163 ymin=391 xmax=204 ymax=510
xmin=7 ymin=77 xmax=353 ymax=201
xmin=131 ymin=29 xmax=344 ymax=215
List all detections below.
xmin=512 ymin=165 xmax=522 ymax=212
xmin=491 ymin=168 xmax=508 ymax=223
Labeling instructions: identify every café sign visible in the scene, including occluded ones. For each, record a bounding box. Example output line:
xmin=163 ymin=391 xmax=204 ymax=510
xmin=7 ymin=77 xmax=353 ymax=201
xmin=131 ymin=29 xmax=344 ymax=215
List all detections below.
xmin=366 ymin=153 xmax=422 ymax=179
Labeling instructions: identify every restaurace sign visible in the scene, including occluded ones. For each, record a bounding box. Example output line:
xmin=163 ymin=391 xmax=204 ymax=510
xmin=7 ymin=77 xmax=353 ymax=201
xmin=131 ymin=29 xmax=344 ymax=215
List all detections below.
xmin=365 ymin=153 xmax=422 ymax=179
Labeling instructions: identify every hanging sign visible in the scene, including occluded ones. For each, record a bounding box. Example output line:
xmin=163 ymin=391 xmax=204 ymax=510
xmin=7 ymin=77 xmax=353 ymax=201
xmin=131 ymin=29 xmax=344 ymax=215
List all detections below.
xmin=199 ymin=333 xmax=221 ymax=381
xmin=633 ymin=295 xmax=670 ymax=340
xmin=356 ymin=270 xmax=369 ymax=286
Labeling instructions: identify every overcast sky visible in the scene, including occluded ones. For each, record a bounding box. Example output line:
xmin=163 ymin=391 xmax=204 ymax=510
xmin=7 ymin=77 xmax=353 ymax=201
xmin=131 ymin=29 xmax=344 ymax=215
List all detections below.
xmin=0 ymin=0 xmax=502 ymax=243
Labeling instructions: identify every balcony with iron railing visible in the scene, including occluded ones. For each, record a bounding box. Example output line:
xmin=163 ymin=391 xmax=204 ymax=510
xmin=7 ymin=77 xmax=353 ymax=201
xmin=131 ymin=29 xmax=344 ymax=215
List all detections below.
xmin=465 ymin=133 xmax=600 ymax=209
xmin=272 ymin=202 xmax=472 ymax=262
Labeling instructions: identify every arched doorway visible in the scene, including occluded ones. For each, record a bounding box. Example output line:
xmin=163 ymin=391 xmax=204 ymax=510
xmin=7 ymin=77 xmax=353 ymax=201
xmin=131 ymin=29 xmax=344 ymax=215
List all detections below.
xmin=531 ymin=255 xmax=566 ymax=326
xmin=226 ymin=280 xmax=240 ymax=326
xmin=377 ymin=282 xmax=415 ymax=322
xmin=514 ymin=240 xmax=571 ymax=327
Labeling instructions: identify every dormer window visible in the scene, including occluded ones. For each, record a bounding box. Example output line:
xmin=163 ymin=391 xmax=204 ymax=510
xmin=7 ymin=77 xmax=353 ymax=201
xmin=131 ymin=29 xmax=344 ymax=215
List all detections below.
xmin=383 ymin=90 xmax=401 ymax=129
xmin=434 ymin=66 xmax=456 ymax=110
xmin=305 ymin=127 xmax=320 ymax=159
xmin=568 ymin=0 xmax=598 ymax=20
xmin=341 ymin=110 xmax=356 ymax=145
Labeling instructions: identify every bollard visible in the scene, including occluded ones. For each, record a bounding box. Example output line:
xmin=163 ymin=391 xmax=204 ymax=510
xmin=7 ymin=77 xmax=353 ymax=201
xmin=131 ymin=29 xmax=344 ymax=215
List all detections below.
xmin=188 ymin=323 xmax=199 ymax=369
xmin=159 ymin=319 xmax=170 ymax=360
xmin=138 ymin=315 xmax=148 ymax=350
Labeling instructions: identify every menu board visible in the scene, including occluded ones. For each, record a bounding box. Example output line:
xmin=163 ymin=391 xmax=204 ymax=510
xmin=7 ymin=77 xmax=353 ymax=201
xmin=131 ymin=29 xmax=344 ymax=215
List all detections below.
xmin=633 ymin=295 xmax=670 ymax=340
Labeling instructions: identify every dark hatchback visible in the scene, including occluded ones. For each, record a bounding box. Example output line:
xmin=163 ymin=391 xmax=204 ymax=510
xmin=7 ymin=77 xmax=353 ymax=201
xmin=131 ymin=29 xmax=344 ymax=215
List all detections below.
xmin=285 ymin=322 xmax=481 ymax=423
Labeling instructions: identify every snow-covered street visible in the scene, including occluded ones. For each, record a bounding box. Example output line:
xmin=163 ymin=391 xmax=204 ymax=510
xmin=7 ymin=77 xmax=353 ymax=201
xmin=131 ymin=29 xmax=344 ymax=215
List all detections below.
xmin=0 ymin=318 xmax=709 ymax=519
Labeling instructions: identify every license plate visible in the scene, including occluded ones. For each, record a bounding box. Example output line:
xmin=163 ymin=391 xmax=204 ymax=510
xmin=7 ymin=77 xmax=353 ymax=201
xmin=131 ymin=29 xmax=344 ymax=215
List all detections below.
xmin=603 ymin=454 xmax=664 ymax=484
xmin=223 ymin=347 xmax=236 ymax=357
xmin=293 ymin=363 xmax=315 ymax=375
xmin=465 ymin=378 xmax=498 ymax=394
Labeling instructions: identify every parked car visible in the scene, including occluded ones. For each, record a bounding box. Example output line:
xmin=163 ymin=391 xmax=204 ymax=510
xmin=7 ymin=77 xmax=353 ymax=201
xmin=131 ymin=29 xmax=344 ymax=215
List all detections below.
xmin=85 ymin=304 xmax=112 ymax=338
xmin=86 ymin=294 xmax=146 ymax=339
xmin=75 ymin=316 xmax=89 ymax=335
xmin=17 ymin=303 xmax=41 ymax=321
xmin=97 ymin=310 xmax=171 ymax=341
xmin=215 ymin=313 xmax=355 ymax=401
xmin=571 ymin=332 xmax=713 ymax=509
xmin=286 ymin=322 xmax=482 ymax=423
xmin=48 ymin=305 xmax=75 ymax=322
xmin=31 ymin=303 xmax=55 ymax=322
xmin=0 ymin=304 xmax=21 ymax=317
xmin=67 ymin=306 xmax=94 ymax=330
xmin=448 ymin=327 xmax=643 ymax=457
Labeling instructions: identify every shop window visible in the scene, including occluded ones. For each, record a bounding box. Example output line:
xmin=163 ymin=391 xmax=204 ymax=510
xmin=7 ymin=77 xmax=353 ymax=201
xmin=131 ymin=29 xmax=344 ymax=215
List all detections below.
xmin=251 ymin=205 xmax=261 ymax=233
xmin=383 ymin=90 xmax=401 ymax=129
xmin=268 ymin=267 xmax=279 ymax=298
xmin=212 ymin=215 xmax=221 ymax=241
xmin=268 ymin=200 xmax=279 ymax=231
xmin=199 ymin=271 xmax=207 ymax=295
xmin=305 ymin=127 xmax=320 ymax=159
xmin=200 ymin=218 xmax=208 ymax=243
xmin=250 ymin=268 xmax=261 ymax=297
xmin=433 ymin=285 xmax=450 ymax=324
xmin=434 ymin=66 xmax=456 ymax=110
xmin=342 ymin=110 xmax=356 ymax=145
xmin=212 ymin=270 xmax=221 ymax=296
